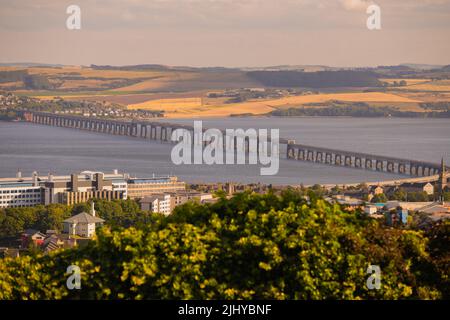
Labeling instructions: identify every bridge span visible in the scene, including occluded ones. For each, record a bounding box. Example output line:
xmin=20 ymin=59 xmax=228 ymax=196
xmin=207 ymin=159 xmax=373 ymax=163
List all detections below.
xmin=23 ymin=112 xmax=445 ymax=178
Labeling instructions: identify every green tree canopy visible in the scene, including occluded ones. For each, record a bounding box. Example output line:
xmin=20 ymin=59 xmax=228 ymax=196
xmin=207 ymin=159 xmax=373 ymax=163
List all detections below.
xmin=0 ymin=191 xmax=447 ymax=300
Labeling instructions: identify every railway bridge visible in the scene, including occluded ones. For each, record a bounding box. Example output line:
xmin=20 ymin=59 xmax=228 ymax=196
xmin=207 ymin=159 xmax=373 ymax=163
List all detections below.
xmin=23 ymin=112 xmax=446 ymax=178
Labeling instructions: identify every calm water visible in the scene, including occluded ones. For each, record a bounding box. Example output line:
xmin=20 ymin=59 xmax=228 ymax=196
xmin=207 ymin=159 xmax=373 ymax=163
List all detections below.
xmin=168 ymin=117 xmax=450 ymax=163
xmin=1 ymin=117 xmax=449 ymax=185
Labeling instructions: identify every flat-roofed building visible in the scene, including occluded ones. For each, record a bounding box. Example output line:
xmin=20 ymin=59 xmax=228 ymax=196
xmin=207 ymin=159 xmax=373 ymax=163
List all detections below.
xmin=0 ymin=170 xmax=128 ymax=208
xmin=167 ymin=191 xmax=214 ymax=206
xmin=0 ymin=182 xmax=43 ymax=208
xmin=0 ymin=170 xmax=184 ymax=208
xmin=140 ymin=194 xmax=174 ymax=215
xmin=43 ymin=172 xmax=126 ymax=205
xmin=0 ymin=171 xmax=44 ymax=208
xmin=127 ymin=176 xmax=186 ymax=199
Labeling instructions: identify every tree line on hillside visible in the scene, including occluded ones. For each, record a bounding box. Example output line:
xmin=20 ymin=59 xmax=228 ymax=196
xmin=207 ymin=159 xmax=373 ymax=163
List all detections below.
xmin=420 ymin=102 xmax=450 ymax=111
xmin=0 ymin=190 xmax=448 ymax=300
xmin=270 ymin=105 xmax=450 ymax=118
xmin=0 ymin=70 xmax=54 ymax=90
xmin=247 ymin=70 xmax=381 ymax=88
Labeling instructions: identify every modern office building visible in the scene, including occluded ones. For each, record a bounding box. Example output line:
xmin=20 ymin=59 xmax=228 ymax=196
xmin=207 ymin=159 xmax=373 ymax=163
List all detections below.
xmin=0 ymin=170 xmax=184 ymax=208
xmin=43 ymin=172 xmax=126 ymax=205
xmin=0 ymin=172 xmax=44 ymax=208
xmin=127 ymin=176 xmax=186 ymax=199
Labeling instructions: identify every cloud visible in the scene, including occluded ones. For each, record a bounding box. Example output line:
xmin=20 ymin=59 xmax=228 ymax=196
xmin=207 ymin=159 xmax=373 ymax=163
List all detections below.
xmin=339 ymin=0 xmax=372 ymax=11
xmin=1 ymin=0 xmax=449 ymax=31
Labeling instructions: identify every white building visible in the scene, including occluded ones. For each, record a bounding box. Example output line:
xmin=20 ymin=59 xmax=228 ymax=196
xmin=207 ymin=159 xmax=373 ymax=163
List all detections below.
xmin=62 ymin=204 xmax=104 ymax=238
xmin=0 ymin=172 xmax=43 ymax=208
xmin=0 ymin=170 xmax=131 ymax=208
xmin=364 ymin=205 xmax=378 ymax=215
xmin=140 ymin=194 xmax=173 ymax=215
xmin=0 ymin=170 xmax=183 ymax=208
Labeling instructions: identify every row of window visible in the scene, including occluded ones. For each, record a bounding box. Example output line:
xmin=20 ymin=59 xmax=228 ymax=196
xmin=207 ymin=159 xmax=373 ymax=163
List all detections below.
xmin=0 ymin=194 xmax=41 ymax=199
xmin=0 ymin=200 xmax=42 ymax=207
xmin=0 ymin=189 xmax=41 ymax=194
xmin=0 ymin=204 xmax=38 ymax=208
xmin=129 ymin=183 xmax=184 ymax=188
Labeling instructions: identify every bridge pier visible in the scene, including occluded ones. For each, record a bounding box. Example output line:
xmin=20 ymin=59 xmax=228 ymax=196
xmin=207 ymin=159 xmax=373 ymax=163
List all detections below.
xmin=376 ymin=160 xmax=384 ymax=171
xmin=325 ymin=153 xmax=332 ymax=164
xmin=298 ymin=149 xmax=305 ymax=160
xmin=26 ymin=112 xmax=443 ymax=178
xmin=345 ymin=156 xmax=352 ymax=167
xmin=387 ymin=161 xmax=395 ymax=173
xmin=335 ymin=154 xmax=342 ymax=166
xmin=316 ymin=152 xmax=323 ymax=163
xmin=355 ymin=157 xmax=362 ymax=168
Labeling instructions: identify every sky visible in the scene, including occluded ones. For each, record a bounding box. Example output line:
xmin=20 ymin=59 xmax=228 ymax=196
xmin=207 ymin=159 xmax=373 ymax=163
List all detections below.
xmin=0 ymin=0 xmax=449 ymax=68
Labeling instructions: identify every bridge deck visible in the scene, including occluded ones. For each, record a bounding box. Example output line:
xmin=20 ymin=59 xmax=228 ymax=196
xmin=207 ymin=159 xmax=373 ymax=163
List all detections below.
xmin=25 ymin=112 xmax=445 ymax=176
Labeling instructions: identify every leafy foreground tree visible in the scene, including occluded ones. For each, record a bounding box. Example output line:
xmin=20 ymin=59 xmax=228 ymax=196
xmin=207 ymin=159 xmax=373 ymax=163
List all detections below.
xmin=0 ymin=191 xmax=448 ymax=300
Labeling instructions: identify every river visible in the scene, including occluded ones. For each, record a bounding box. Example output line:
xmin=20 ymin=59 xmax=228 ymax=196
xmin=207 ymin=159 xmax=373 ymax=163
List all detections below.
xmin=1 ymin=117 xmax=449 ymax=185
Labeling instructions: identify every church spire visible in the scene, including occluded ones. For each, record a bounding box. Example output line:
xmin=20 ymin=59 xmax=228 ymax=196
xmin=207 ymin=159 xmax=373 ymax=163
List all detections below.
xmin=439 ymin=157 xmax=446 ymax=203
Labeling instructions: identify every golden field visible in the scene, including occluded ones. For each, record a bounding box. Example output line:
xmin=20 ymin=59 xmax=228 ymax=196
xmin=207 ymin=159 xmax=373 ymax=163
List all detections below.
xmin=259 ymin=92 xmax=419 ymax=106
xmin=115 ymin=73 xmax=199 ymax=92
xmin=0 ymin=66 xmax=168 ymax=79
xmin=128 ymin=97 xmax=203 ymax=110
xmin=3 ymin=65 xmax=450 ymax=118
xmin=0 ymin=81 xmax=22 ymax=88
xmin=1 ymin=66 xmax=259 ymax=94
xmin=396 ymin=92 xmax=450 ymax=103
xmin=124 ymin=92 xmax=421 ymax=118
xmin=0 ymin=66 xmax=191 ymax=93
xmin=394 ymin=80 xmax=450 ymax=92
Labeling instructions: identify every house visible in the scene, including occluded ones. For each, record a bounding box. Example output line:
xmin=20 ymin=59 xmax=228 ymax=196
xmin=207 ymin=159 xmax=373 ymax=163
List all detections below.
xmin=334 ymin=195 xmax=364 ymax=208
xmin=43 ymin=234 xmax=65 ymax=252
xmin=62 ymin=203 xmax=104 ymax=238
xmin=365 ymin=185 xmax=386 ymax=202
xmin=42 ymin=233 xmax=77 ymax=253
xmin=384 ymin=201 xmax=432 ymax=211
xmin=168 ymin=191 xmax=214 ymax=206
xmin=371 ymin=185 xmax=384 ymax=195
xmin=364 ymin=205 xmax=378 ymax=215
xmin=399 ymin=182 xmax=434 ymax=195
xmin=417 ymin=202 xmax=450 ymax=214
xmin=21 ymin=229 xmax=46 ymax=247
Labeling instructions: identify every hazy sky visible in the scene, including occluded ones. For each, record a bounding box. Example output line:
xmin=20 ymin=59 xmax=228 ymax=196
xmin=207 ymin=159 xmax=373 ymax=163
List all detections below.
xmin=0 ymin=0 xmax=449 ymax=67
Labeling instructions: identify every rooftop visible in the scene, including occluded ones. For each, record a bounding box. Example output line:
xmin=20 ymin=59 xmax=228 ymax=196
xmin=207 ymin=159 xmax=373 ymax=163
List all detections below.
xmin=128 ymin=176 xmax=177 ymax=184
xmin=417 ymin=202 xmax=450 ymax=214
xmin=63 ymin=212 xmax=105 ymax=224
